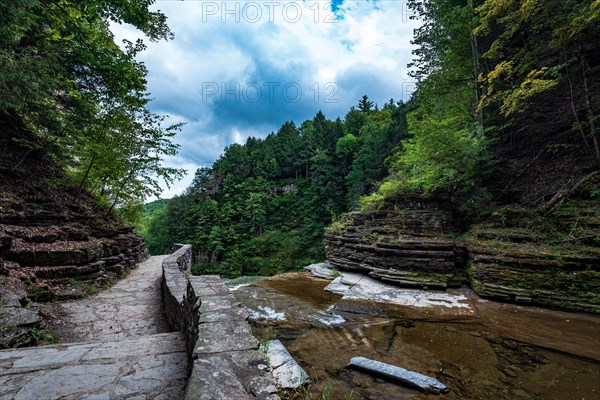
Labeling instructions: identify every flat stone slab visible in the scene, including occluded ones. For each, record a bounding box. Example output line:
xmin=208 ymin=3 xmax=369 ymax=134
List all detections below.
xmin=304 ymin=262 xmax=336 ymax=280
xmin=325 ymin=271 xmax=471 ymax=309
xmin=198 ymin=306 xmax=249 ymax=323
xmin=194 ymin=320 xmax=259 ymax=355
xmin=185 ymin=355 xmax=253 ymax=400
xmin=199 ymin=294 xmax=242 ymax=314
xmin=185 ymin=351 xmax=278 ymax=400
xmin=348 ymin=356 xmax=447 ymax=394
xmin=189 ymin=276 xmax=231 ymax=297
xmin=262 ymin=340 xmax=309 ymax=389
xmin=0 ymin=333 xmax=188 ymax=399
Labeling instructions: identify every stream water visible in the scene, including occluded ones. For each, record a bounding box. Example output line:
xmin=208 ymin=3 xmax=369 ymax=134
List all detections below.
xmin=231 ymin=273 xmax=600 ymax=400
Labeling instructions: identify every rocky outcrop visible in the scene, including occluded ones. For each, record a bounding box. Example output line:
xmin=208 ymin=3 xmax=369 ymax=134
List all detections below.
xmin=0 ymin=126 xmax=148 ymax=303
xmin=324 ymin=193 xmax=465 ymax=289
xmin=466 ymin=203 xmax=600 ymax=314
xmin=325 ymin=194 xmax=600 ymax=314
xmin=0 ymin=223 xmax=148 ymax=301
xmin=0 ymin=276 xmax=44 ymax=349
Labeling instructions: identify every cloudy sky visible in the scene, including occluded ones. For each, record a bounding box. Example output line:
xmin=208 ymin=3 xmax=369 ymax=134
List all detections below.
xmin=111 ymin=0 xmax=421 ymax=198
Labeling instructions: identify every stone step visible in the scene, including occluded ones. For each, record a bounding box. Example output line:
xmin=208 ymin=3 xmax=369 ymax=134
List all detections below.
xmin=0 ymin=333 xmax=188 ymax=400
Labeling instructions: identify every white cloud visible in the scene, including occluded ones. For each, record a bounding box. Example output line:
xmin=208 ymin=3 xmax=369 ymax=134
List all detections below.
xmin=111 ymin=1 xmax=420 ymax=200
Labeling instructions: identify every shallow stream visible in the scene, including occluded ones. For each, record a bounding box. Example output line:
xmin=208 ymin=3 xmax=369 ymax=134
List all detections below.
xmin=231 ymin=273 xmax=600 ymax=400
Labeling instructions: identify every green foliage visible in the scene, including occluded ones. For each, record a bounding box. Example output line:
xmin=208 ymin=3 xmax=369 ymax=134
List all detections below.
xmin=191 ymin=262 xmax=220 ymax=276
xmin=390 ymin=113 xmax=490 ymax=194
xmin=475 ymin=0 xmax=600 ymax=159
xmin=326 ymin=214 xmax=352 ymax=235
xmin=360 ymin=0 xmax=495 ymax=221
xmin=28 ymin=327 xmax=59 ymax=345
xmin=359 ymin=192 xmax=386 ymax=212
xmin=0 ymin=0 xmax=183 ymax=216
xmin=86 ymin=285 xmax=97 ymax=296
xmin=141 ymin=100 xmax=413 ymax=275
xmin=335 ymin=134 xmax=359 ymax=157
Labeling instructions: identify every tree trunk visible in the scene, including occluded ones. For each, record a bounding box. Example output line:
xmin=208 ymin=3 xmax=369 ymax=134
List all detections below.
xmin=543 ymin=170 xmax=600 ymax=212
xmin=580 ymin=54 xmax=600 ymax=162
xmin=106 ymin=170 xmax=135 ymax=216
xmin=563 ymin=50 xmax=590 ymax=150
xmin=76 ymin=156 xmax=96 ymax=197
xmin=468 ymin=0 xmax=483 ymax=136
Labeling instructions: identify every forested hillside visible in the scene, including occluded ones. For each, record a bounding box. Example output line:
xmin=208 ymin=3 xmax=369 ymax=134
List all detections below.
xmin=142 ymin=0 xmax=599 ymax=280
xmin=0 ymin=1 xmax=184 ymax=344
xmin=143 ymin=99 xmax=415 ymax=276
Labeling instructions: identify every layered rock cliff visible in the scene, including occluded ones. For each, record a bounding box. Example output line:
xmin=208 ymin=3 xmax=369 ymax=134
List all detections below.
xmin=325 ymin=193 xmax=600 ymax=315
xmin=466 ymin=201 xmax=600 ymax=314
xmin=324 ymin=193 xmax=465 ymax=290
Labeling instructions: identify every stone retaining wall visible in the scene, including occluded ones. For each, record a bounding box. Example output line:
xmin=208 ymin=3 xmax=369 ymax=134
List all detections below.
xmin=161 ymin=244 xmax=279 ymax=399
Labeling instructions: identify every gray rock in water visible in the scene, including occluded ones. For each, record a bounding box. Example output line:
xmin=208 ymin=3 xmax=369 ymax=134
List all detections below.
xmin=348 ymin=357 xmax=447 ymax=394
xmin=304 ymin=262 xmax=336 ymax=280
xmin=325 ymin=271 xmax=470 ymax=310
xmin=262 ymin=340 xmax=309 ymax=389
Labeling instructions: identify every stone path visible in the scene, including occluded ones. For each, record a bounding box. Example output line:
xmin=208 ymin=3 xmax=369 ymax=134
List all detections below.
xmin=54 ymin=255 xmax=171 ymax=342
xmin=0 ymin=256 xmax=189 ymax=400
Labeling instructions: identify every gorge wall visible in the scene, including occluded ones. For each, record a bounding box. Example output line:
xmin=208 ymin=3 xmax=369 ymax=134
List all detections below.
xmin=325 ymin=193 xmax=464 ymax=290
xmin=325 ymin=194 xmax=600 ymax=315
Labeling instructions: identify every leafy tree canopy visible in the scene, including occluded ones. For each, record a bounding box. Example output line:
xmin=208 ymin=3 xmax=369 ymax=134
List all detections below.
xmin=0 ymin=0 xmax=183 ymax=221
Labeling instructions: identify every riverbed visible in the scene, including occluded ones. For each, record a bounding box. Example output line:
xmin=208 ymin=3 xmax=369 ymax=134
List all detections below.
xmin=231 ymin=272 xmax=600 ymax=399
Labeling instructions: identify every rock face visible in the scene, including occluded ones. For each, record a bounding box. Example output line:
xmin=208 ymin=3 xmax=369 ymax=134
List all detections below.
xmin=0 ymin=127 xmax=148 ymax=304
xmin=324 ymin=193 xmax=465 ymax=290
xmin=465 ymin=203 xmax=600 ymax=314
xmin=0 ymin=224 xmax=148 ymax=302
xmin=0 ymin=276 xmax=43 ymax=349
xmin=325 ymin=194 xmax=600 ymax=314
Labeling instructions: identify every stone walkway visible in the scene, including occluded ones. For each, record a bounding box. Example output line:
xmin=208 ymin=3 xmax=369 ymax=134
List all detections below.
xmin=0 ymin=256 xmax=189 ymax=399
xmin=54 ymin=255 xmax=172 ymax=342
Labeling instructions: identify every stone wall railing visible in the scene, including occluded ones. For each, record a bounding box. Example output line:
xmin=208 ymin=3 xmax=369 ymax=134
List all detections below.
xmin=161 ymin=244 xmax=279 ymax=399
xmin=161 ymin=243 xmax=191 ymax=331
